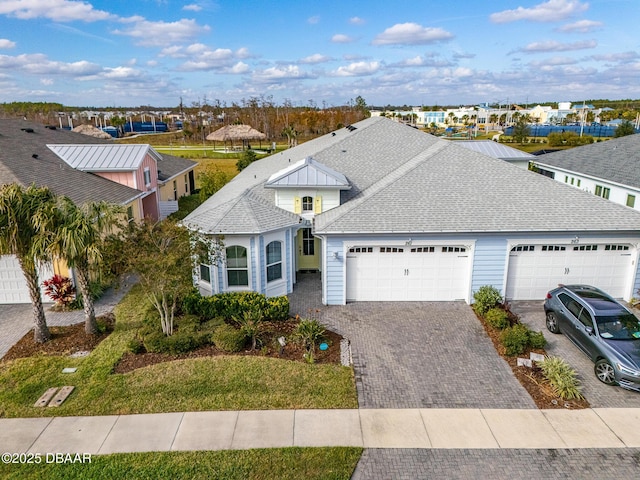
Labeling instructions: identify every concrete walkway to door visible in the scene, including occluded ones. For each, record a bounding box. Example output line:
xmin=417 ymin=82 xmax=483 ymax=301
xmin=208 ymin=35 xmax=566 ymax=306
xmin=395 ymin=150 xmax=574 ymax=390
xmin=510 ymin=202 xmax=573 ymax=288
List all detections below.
xmin=288 ymin=273 xmax=535 ymax=409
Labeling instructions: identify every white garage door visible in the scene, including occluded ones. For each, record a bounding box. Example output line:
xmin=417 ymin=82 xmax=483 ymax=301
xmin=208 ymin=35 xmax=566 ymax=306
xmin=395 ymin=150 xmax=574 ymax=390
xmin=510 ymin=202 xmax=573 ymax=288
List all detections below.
xmin=346 ymin=245 xmax=470 ymax=301
xmin=506 ymin=243 xmax=634 ymax=300
xmin=0 ymin=255 xmax=53 ymax=304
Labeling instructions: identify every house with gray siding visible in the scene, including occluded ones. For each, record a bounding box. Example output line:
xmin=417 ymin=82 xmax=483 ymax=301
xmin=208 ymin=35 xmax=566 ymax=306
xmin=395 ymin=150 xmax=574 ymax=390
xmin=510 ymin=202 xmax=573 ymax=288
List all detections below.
xmin=184 ymin=117 xmax=640 ymax=304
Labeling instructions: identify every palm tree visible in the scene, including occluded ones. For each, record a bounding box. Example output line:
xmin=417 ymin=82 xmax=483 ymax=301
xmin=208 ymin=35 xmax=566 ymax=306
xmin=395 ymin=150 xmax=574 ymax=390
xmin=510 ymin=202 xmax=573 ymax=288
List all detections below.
xmin=0 ymin=184 xmax=57 ymax=343
xmin=49 ymin=198 xmax=124 ymax=334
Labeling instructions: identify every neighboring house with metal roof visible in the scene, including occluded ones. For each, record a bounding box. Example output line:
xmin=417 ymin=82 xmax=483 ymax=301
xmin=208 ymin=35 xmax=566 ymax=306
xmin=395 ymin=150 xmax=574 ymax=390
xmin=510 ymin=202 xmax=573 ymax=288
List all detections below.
xmin=449 ymin=140 xmax=535 ymax=169
xmin=531 ymin=134 xmax=640 ymax=212
xmin=0 ymin=118 xmax=197 ymax=304
xmin=184 ymin=117 xmax=640 ymax=305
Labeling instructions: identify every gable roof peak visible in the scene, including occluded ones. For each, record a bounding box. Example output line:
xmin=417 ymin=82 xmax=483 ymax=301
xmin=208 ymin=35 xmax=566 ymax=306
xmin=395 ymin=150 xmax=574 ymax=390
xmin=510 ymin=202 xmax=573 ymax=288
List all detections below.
xmin=265 ymin=155 xmax=350 ymax=189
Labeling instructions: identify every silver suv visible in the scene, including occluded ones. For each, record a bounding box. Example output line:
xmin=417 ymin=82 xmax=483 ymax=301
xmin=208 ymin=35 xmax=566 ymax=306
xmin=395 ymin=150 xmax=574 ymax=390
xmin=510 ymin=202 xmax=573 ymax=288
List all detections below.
xmin=544 ymin=285 xmax=640 ymax=392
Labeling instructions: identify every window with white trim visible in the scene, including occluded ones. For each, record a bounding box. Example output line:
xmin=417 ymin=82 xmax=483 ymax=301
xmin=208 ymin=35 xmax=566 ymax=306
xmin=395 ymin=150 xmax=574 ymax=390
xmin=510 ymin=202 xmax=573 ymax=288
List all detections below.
xmin=226 ymin=245 xmax=248 ymax=286
xmin=302 ymin=196 xmax=313 ymax=211
xmin=442 ymin=246 xmax=466 ymax=253
xmin=511 ymin=245 xmax=534 ymax=252
xmin=173 ymin=180 xmax=178 ymax=200
xmin=199 ymin=264 xmax=211 ymax=283
xmin=266 ymin=241 xmax=282 ymax=283
xmin=302 ymin=228 xmax=314 ymax=255
xmin=627 ymin=194 xmax=636 ymax=208
xmin=143 ymin=167 xmax=151 ymax=187
xmin=594 ymin=185 xmax=610 ymax=199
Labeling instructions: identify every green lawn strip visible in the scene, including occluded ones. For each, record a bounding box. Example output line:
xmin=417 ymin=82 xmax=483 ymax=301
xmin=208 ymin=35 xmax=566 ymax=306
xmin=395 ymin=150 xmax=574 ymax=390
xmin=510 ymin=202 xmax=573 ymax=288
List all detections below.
xmin=0 ymin=285 xmax=357 ymax=418
xmin=0 ymin=448 xmax=363 ymax=480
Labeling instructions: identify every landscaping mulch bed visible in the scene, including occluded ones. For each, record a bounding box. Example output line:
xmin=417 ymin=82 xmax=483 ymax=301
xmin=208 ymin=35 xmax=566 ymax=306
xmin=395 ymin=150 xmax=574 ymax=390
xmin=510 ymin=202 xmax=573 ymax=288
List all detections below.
xmin=477 ymin=310 xmax=590 ymax=410
xmin=114 ymin=320 xmax=343 ymax=374
xmin=2 ymin=316 xmax=343 ymax=373
xmin=2 ymin=314 xmax=115 ymax=362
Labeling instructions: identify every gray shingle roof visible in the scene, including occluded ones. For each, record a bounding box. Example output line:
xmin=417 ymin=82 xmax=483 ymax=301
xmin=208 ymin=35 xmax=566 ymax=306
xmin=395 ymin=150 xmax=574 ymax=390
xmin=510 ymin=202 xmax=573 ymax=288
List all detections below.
xmin=1 ymin=118 xmax=196 ymax=205
xmin=184 ymin=117 xmax=640 ymax=236
xmin=0 ymin=119 xmax=142 ymax=205
xmin=533 ymin=134 xmax=640 ymax=189
xmin=452 ymin=140 xmax=534 ymax=160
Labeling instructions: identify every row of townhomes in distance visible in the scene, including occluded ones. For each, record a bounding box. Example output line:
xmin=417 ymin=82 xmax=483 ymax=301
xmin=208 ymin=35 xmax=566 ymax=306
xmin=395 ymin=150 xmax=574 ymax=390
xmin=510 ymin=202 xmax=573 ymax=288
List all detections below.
xmin=371 ymin=102 xmax=640 ymax=130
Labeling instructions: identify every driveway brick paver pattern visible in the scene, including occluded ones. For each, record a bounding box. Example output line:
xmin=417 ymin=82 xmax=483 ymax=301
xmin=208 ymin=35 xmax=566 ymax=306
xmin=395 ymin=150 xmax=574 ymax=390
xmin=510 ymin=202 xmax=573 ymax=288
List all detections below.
xmin=352 ymin=448 xmax=640 ymax=480
xmin=289 ymin=273 xmax=535 ymax=409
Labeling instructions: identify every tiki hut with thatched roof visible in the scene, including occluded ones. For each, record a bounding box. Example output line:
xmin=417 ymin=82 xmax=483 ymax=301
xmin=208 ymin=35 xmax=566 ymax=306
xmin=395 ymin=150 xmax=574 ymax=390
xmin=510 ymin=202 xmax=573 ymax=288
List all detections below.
xmin=206 ymin=124 xmax=266 ymax=150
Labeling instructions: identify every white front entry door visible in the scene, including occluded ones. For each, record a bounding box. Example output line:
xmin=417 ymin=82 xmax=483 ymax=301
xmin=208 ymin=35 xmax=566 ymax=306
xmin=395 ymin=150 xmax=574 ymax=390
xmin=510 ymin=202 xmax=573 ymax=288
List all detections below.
xmin=346 ymin=245 xmax=470 ymax=301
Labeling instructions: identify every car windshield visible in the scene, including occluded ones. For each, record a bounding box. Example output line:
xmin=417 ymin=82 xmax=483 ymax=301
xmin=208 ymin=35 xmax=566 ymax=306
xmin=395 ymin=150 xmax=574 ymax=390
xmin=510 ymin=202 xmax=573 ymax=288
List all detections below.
xmin=596 ymin=313 xmax=640 ymax=340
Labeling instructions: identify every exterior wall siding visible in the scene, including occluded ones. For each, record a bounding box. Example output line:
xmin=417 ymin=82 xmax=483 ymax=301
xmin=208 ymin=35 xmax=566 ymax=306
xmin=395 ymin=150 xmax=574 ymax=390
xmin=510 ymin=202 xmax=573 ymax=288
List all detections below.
xmin=471 ymin=236 xmax=508 ymax=297
xmin=96 ymin=171 xmax=136 ymax=188
xmin=275 ymin=189 xmax=341 ymax=213
xmin=535 ymin=165 xmax=640 ymax=212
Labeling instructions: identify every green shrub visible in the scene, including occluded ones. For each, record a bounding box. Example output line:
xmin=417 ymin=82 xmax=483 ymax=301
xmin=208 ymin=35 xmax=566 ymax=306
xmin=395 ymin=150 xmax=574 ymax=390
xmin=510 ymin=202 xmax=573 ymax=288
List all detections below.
xmin=484 ymin=307 xmax=510 ymax=330
xmin=294 ymin=319 xmax=326 ymax=364
xmin=538 ymin=356 xmax=584 ymax=400
xmin=212 ymin=324 xmax=247 ymax=352
xmin=500 ymin=324 xmax=530 ymax=356
xmin=183 ymin=291 xmax=290 ymax=321
xmin=528 ymin=330 xmax=547 ymax=349
xmin=127 ymin=337 xmax=145 ymax=354
xmin=473 ymin=286 xmax=503 ymax=316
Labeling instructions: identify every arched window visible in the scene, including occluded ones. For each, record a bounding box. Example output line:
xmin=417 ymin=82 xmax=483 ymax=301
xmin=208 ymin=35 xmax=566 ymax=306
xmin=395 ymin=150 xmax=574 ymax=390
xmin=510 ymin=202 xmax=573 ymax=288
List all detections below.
xmin=302 ymin=196 xmax=313 ymax=211
xmin=266 ymin=241 xmax=282 ymax=282
xmin=226 ymin=245 xmax=248 ymax=286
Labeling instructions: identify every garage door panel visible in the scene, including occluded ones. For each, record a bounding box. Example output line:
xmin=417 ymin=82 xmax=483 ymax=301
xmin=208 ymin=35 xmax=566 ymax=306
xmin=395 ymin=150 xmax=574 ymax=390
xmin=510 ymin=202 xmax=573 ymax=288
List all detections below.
xmin=347 ymin=246 xmax=469 ymax=301
xmin=507 ymin=244 xmax=633 ymax=300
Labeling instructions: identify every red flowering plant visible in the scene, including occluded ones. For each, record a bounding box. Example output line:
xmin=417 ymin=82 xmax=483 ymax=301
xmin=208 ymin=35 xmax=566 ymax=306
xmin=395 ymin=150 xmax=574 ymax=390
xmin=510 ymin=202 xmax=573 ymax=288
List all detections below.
xmin=42 ymin=274 xmax=76 ymax=308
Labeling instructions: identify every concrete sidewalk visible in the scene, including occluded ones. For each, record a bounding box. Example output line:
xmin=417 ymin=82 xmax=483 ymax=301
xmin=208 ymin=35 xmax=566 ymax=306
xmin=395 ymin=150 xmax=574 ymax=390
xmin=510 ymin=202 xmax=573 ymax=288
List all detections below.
xmin=1 ymin=408 xmax=640 ymax=455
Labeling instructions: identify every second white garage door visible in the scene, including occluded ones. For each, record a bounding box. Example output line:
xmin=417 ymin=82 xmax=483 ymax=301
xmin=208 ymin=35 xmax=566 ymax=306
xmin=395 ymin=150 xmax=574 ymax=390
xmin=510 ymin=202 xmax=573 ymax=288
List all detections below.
xmin=0 ymin=255 xmax=53 ymax=304
xmin=506 ymin=243 xmax=635 ymax=300
xmin=346 ymin=245 xmax=470 ymax=301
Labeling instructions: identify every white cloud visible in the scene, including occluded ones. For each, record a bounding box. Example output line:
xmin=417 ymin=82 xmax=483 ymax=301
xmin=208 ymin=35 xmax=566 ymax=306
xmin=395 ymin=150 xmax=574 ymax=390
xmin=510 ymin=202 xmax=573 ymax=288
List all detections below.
xmin=0 ymin=0 xmax=115 ymax=22
xmin=349 ymin=17 xmax=365 ymax=25
xmin=300 ymin=53 xmax=332 ymax=64
xmin=40 ymin=78 xmax=53 ymax=85
xmin=372 ymin=23 xmax=454 ymax=45
xmin=252 ymin=65 xmax=315 ymax=83
xmin=113 ymin=18 xmax=210 ymax=47
xmin=393 ymin=55 xmax=454 ymax=68
xmin=590 ymin=51 xmax=640 ymax=63
xmin=332 ymin=34 xmax=354 ymax=44
xmin=556 ymin=19 xmax=603 ymax=33
xmin=183 ymin=4 xmax=202 ymax=12
xmin=169 ymin=44 xmax=249 ymax=72
xmin=0 ymin=53 xmax=102 ymax=76
xmin=332 ymin=61 xmax=380 ymax=77
xmin=308 ymin=16 xmax=320 ymax=24
xmin=0 ymin=39 xmax=16 ymax=49
xmin=529 ymin=56 xmax=578 ymax=67
xmin=490 ymin=0 xmax=588 ymax=23
xmin=518 ymin=39 xmax=597 ymax=53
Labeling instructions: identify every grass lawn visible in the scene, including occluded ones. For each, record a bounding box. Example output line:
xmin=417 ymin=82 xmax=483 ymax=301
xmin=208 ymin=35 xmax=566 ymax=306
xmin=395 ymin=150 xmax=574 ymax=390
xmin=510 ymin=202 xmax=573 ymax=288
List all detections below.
xmin=0 ymin=448 xmax=363 ymax=480
xmin=0 ymin=285 xmax=358 ymax=418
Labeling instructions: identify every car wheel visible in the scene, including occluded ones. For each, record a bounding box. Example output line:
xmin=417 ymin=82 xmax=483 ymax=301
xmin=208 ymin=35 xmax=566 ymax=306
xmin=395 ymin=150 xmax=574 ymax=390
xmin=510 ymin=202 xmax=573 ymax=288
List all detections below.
xmin=545 ymin=311 xmax=560 ymax=334
xmin=594 ymin=359 xmax=617 ymax=385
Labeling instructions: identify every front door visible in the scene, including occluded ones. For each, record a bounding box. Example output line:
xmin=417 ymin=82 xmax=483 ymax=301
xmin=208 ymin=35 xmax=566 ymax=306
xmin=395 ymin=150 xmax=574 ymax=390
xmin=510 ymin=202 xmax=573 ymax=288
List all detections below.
xmin=297 ymin=228 xmax=320 ymax=270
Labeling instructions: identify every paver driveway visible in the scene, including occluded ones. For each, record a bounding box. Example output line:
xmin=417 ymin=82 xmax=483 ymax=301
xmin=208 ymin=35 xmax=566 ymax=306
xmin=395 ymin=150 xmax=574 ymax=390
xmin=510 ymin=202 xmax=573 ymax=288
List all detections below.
xmin=512 ymin=300 xmax=640 ymax=408
xmin=290 ymin=274 xmax=534 ymax=409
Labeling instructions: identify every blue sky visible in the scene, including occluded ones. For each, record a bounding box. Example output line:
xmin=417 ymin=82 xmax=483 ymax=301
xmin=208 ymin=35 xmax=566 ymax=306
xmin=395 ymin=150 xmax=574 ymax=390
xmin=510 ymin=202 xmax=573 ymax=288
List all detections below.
xmin=0 ymin=0 xmax=639 ymax=108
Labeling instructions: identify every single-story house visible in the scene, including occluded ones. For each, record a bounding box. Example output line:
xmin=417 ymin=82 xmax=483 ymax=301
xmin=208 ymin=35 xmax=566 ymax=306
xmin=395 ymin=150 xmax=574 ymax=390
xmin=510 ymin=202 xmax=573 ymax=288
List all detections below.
xmin=531 ymin=134 xmax=640 ymax=212
xmin=184 ymin=117 xmax=640 ymax=304
xmin=0 ymin=118 xmax=197 ymax=304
